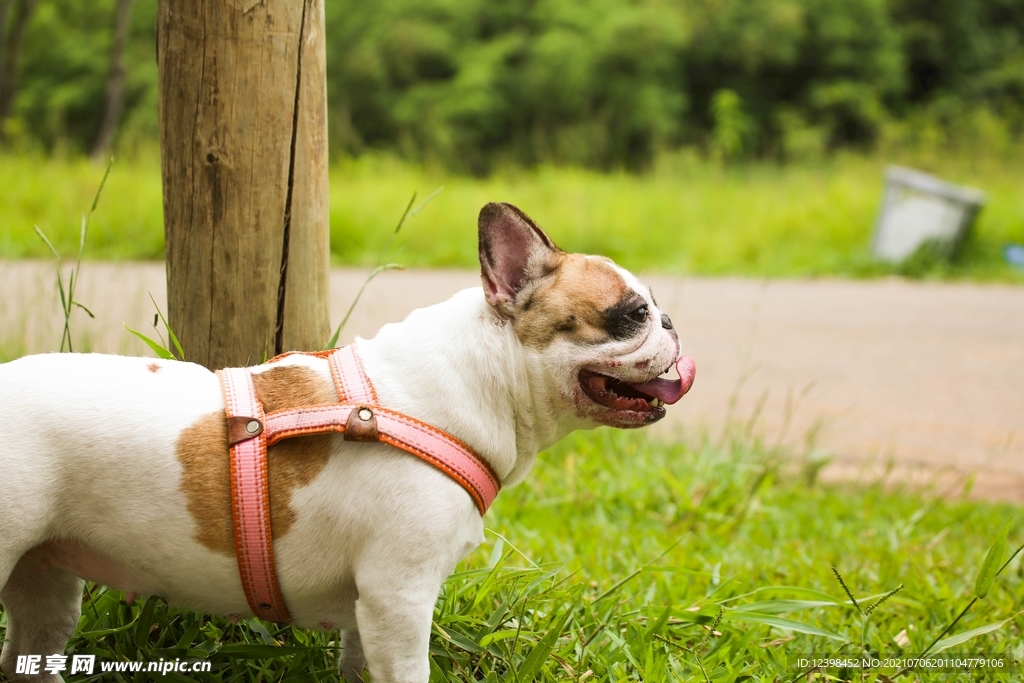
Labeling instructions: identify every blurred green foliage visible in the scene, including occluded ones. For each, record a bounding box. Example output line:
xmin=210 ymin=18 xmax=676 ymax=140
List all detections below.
xmin=4 ymin=151 xmax=1022 ymax=280
xmin=3 ymin=0 xmax=1024 ymax=172
xmin=2 ymin=0 xmax=158 ymax=153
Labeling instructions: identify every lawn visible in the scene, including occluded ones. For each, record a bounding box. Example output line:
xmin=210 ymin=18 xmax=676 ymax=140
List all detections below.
xmin=1 ymin=151 xmax=1022 ymax=680
xmin=2 ymin=429 xmax=1020 ymax=681
xmin=2 ymin=151 xmax=1023 ymax=281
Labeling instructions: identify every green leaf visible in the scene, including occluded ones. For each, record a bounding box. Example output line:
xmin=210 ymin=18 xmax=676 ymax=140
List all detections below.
xmin=719 ymin=585 xmax=844 ymax=604
xmin=216 ymin=643 xmax=316 ymax=658
xmin=161 ymin=673 xmax=201 ymax=683
xmin=975 ymin=519 xmax=1011 ymax=599
xmin=280 ymin=670 xmax=340 ymax=683
xmin=930 ymin=612 xmax=1021 ymax=653
xmin=147 ymin=648 xmax=210 ymax=659
xmin=33 ymin=224 xmax=61 ymax=259
xmin=518 ymin=605 xmax=575 ymax=682
xmin=72 ymin=300 xmax=95 ymax=318
xmin=721 ymin=610 xmax=846 ymax=640
xmin=731 ymin=599 xmax=840 ymax=614
xmin=643 ymin=603 xmax=672 ymax=640
xmin=245 ymin=618 xmax=277 ymax=645
xmin=134 ymin=594 xmax=160 ymax=648
xmin=478 ymin=629 xmax=520 ymax=647
xmin=125 ymin=324 xmax=176 ymax=359
xmin=407 ymin=185 xmax=444 ymax=222
xmin=149 ymin=291 xmax=185 ymax=359
xmin=174 ymin=621 xmax=203 ymax=649
xmin=76 ymin=616 xmax=140 ymax=639
xmin=436 ymin=625 xmax=482 ymax=653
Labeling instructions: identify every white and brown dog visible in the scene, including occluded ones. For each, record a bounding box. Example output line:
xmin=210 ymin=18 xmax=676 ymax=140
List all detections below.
xmin=0 ymin=203 xmax=694 ymax=683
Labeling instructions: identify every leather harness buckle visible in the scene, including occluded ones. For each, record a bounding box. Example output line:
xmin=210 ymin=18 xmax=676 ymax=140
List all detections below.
xmin=227 ymin=415 xmax=263 ymax=446
xmin=344 ymin=405 xmax=379 ymax=442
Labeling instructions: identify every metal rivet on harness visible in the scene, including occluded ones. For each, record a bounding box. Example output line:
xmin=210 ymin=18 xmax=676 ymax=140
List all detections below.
xmin=358 ymin=408 xmax=372 ymax=421
xmin=246 ymin=420 xmax=261 ymax=434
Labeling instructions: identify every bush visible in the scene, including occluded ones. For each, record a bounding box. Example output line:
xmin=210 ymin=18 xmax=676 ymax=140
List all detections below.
xmin=4 ymin=0 xmax=1024 ymax=170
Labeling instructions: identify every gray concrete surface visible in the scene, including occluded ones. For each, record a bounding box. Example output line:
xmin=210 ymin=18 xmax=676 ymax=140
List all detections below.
xmin=3 ymin=260 xmax=1022 ymax=501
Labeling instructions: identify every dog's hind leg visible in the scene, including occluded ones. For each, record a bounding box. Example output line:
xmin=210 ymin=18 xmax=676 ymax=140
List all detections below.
xmin=0 ymin=552 xmax=83 ymax=683
xmin=340 ymin=628 xmax=367 ymax=683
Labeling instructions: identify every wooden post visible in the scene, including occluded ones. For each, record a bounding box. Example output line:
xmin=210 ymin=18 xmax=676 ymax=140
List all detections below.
xmin=157 ymin=0 xmax=329 ymax=370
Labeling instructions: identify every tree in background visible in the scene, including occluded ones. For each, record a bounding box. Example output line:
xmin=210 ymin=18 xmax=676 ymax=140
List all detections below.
xmin=90 ymin=0 xmax=135 ymax=160
xmin=0 ymin=0 xmax=37 ymax=139
xmin=5 ymin=0 xmax=156 ymax=152
xmin=4 ymin=0 xmax=1024 ymax=168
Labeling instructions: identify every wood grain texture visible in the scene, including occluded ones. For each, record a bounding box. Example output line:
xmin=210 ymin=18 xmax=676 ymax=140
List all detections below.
xmin=158 ymin=0 xmax=329 ymax=370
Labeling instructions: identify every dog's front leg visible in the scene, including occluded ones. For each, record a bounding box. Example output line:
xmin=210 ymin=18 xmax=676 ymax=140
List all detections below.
xmin=340 ymin=628 xmax=367 ymax=682
xmin=0 ymin=554 xmax=84 ymax=683
xmin=353 ymin=579 xmax=440 ymax=683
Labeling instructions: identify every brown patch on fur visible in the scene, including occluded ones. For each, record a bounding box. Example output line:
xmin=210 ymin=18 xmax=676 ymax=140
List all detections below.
xmin=514 ymin=253 xmax=629 ymax=349
xmin=252 ymin=365 xmax=339 ymax=412
xmin=147 ymin=362 xmax=161 ymax=373
xmin=177 ymin=414 xmax=234 ymax=555
xmin=176 ymin=365 xmax=338 ymax=556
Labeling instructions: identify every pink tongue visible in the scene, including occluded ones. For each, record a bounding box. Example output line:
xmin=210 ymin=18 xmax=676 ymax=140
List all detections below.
xmin=625 ymin=356 xmax=696 ymax=405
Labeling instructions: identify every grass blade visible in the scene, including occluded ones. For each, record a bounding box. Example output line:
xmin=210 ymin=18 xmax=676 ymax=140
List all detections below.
xmin=721 ymin=611 xmax=846 ymax=641
xmin=324 ymin=188 xmax=441 ymax=349
xmin=125 ymin=324 xmax=176 ymax=360
xmin=33 ymin=224 xmax=61 ymax=259
xmin=730 ymin=599 xmax=842 ymax=614
xmin=929 ymin=612 xmax=1022 ymax=653
xmin=974 ymin=519 xmax=1010 ymax=599
xmin=518 ymin=605 xmax=575 ymax=683
xmin=73 ymin=301 xmax=96 ymax=318
xmin=215 ymin=643 xmax=317 ymax=658
xmin=643 ymin=603 xmax=672 ymax=640
xmin=149 ymin=291 xmax=185 ymax=360
xmin=134 ymin=595 xmax=160 ymax=648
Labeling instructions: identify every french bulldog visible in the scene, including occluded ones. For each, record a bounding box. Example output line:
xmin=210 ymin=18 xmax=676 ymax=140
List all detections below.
xmin=0 ymin=202 xmax=695 ymax=682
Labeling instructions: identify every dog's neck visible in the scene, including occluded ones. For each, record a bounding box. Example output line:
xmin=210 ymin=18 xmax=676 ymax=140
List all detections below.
xmin=355 ymin=288 xmax=574 ymax=486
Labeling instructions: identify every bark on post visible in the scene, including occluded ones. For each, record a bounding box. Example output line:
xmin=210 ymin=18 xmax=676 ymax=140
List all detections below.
xmin=157 ymin=0 xmax=330 ymax=370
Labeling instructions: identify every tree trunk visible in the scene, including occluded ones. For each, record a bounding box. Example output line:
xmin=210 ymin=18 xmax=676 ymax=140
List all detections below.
xmin=157 ymin=0 xmax=330 ymax=370
xmin=0 ymin=0 xmax=36 ymax=129
xmin=0 ymin=0 xmax=15 ymax=87
xmin=91 ymin=0 xmax=136 ymax=160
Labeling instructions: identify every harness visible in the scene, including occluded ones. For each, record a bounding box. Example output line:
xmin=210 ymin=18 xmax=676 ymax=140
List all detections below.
xmin=216 ymin=345 xmax=501 ymax=623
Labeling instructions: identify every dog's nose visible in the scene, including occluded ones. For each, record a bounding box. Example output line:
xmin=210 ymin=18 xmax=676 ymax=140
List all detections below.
xmin=661 ymin=313 xmax=679 ymax=346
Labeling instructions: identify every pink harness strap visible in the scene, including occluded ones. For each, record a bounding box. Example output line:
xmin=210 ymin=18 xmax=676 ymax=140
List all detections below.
xmin=329 ymin=344 xmax=377 ymax=404
xmin=217 ymin=368 xmax=290 ymax=623
xmin=263 ymin=405 xmax=500 ymax=514
xmin=219 ymin=345 xmax=502 ymax=623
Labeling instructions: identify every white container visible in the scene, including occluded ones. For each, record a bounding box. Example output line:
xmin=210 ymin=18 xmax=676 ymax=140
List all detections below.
xmin=871 ymin=166 xmax=986 ymax=263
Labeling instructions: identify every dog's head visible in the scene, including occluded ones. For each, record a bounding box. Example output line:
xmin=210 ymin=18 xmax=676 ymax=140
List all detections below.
xmin=479 ymin=202 xmax=695 ymax=429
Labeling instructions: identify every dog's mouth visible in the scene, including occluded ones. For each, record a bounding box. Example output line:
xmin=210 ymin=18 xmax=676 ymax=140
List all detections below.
xmin=579 ymin=355 xmax=696 ymax=415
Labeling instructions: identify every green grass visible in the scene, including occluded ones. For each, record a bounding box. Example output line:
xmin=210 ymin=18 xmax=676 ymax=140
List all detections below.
xmin=2 ymin=429 xmax=1020 ymax=682
xmin=4 ymin=150 xmax=1022 ymax=681
xmin=2 ymin=151 xmax=1023 ymax=281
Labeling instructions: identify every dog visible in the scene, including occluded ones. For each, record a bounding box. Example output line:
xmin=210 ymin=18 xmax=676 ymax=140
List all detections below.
xmin=0 ymin=202 xmax=695 ymax=683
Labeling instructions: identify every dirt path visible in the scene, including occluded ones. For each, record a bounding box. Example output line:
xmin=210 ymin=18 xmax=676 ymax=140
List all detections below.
xmin=3 ymin=261 xmax=1022 ymax=501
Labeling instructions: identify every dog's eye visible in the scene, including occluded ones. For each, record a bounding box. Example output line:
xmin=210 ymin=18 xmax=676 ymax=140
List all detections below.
xmin=627 ymin=305 xmax=648 ymax=323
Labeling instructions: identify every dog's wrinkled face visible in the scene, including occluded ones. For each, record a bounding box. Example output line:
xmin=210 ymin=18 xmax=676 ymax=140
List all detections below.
xmin=479 ymin=202 xmax=695 ymax=428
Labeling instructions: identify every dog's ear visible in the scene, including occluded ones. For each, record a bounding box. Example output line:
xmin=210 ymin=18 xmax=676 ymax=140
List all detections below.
xmin=478 ymin=202 xmax=560 ymax=316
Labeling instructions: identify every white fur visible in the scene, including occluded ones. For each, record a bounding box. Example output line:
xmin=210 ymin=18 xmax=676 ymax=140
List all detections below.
xmin=0 ymin=280 xmax=680 ymax=683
